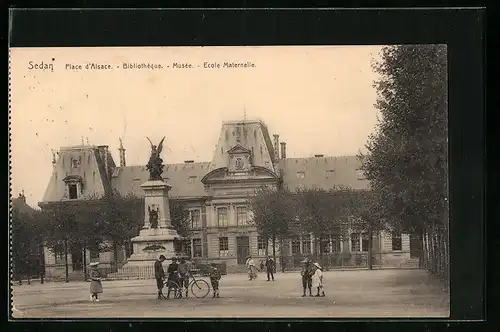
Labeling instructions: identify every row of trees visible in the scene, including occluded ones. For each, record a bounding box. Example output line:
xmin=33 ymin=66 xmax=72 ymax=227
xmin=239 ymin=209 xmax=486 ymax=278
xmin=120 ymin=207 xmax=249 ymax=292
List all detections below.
xmin=11 ymin=191 xmax=191 ymax=282
xmin=248 ymin=186 xmax=380 ymax=268
xmin=361 ymin=45 xmax=449 ymax=281
xmin=248 ymin=45 xmax=448 ymax=282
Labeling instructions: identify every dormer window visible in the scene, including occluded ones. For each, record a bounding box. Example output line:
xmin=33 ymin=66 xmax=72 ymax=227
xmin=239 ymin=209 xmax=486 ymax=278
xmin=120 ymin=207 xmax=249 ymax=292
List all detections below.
xmin=68 ymin=184 xmax=78 ymax=199
xmin=188 ymin=176 xmax=197 ymax=184
xmin=62 ymin=174 xmax=83 ymax=200
xmin=326 ymin=170 xmax=335 ymax=179
xmin=297 ymin=171 xmax=305 ymax=180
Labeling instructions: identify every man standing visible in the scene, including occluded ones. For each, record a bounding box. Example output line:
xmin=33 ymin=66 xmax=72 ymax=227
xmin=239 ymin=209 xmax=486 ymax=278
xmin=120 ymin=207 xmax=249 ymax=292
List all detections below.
xmin=154 ymin=255 xmax=167 ymax=299
xmin=266 ymin=256 xmax=275 ymax=281
xmin=300 ymin=259 xmax=314 ymax=297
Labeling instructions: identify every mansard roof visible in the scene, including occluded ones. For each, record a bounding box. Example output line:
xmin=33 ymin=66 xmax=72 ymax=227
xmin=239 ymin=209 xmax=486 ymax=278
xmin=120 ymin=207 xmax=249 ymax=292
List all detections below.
xmin=41 ymin=145 xmax=113 ymax=203
xmin=209 ymin=120 xmax=277 ymax=173
xmin=111 ymin=162 xmax=211 ymax=199
xmin=40 ymin=122 xmax=369 ymax=204
xmin=278 ymin=155 xmax=369 ymax=191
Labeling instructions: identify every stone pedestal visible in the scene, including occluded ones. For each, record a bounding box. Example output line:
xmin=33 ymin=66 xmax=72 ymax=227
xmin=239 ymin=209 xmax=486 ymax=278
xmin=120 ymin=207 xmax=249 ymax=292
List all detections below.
xmin=123 ymin=180 xmax=179 ymax=267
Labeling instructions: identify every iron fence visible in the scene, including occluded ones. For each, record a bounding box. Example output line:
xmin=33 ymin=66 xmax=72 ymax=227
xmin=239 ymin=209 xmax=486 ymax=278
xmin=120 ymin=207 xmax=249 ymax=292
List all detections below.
xmin=278 ymin=251 xmax=420 ymax=271
xmin=39 ymin=260 xmax=227 ymax=282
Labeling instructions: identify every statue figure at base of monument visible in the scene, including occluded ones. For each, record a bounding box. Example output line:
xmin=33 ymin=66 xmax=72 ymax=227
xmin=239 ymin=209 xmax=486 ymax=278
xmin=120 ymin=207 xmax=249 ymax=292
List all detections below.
xmin=148 ymin=205 xmax=159 ymax=229
xmin=146 ymin=136 xmax=166 ymax=181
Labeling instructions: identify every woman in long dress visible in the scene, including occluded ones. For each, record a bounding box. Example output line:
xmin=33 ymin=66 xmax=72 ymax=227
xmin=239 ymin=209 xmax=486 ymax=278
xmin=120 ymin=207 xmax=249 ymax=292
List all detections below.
xmin=246 ymin=256 xmax=257 ymax=280
xmin=312 ymin=262 xmax=325 ymax=297
xmin=89 ymin=262 xmax=103 ymax=302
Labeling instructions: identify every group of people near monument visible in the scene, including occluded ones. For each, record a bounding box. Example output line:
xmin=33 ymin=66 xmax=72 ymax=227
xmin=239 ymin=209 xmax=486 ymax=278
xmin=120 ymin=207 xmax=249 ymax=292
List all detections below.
xmin=87 ymin=255 xmax=325 ymax=301
xmin=154 ymin=255 xmax=221 ymax=299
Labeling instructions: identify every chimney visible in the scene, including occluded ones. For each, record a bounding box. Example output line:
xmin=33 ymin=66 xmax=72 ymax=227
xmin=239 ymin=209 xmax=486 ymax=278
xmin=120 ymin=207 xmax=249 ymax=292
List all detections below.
xmin=273 ymin=134 xmax=280 ymax=161
xmin=184 ymin=160 xmax=194 ymax=164
xmin=280 ymin=142 xmax=287 ymax=159
xmin=103 ymin=146 xmax=109 ymax=176
xmin=18 ymin=191 xmax=26 ymax=204
xmin=119 ymin=138 xmax=126 ymax=167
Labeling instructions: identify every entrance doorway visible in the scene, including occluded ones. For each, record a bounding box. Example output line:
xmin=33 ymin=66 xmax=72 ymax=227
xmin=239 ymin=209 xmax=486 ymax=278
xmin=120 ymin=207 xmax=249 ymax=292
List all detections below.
xmin=236 ymin=236 xmax=250 ymax=265
xmin=410 ymin=233 xmax=422 ymax=259
xmin=71 ymin=246 xmax=83 ymax=271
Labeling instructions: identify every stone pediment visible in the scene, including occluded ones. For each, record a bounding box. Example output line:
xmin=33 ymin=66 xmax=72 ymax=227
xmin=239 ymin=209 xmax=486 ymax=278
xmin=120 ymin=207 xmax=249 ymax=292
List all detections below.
xmin=227 ymin=144 xmax=251 ymax=155
xmin=201 ymin=166 xmax=279 ymax=184
xmin=62 ymin=174 xmax=83 ymax=183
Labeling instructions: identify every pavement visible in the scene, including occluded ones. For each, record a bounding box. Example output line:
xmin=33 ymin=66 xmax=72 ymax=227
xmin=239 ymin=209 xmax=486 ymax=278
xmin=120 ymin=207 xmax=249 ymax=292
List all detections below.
xmin=11 ymin=269 xmax=449 ymax=319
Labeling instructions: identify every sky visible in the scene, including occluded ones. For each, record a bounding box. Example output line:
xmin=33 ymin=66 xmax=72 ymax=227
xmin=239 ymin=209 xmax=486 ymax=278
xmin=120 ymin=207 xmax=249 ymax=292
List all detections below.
xmin=10 ymin=45 xmax=383 ymax=207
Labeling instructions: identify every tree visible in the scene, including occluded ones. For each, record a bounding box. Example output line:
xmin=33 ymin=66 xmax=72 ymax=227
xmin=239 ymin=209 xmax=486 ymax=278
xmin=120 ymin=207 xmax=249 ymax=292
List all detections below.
xmin=343 ymin=189 xmax=387 ymax=270
xmin=169 ymin=199 xmax=192 ymax=255
xmin=295 ymin=187 xmax=352 ymax=260
xmin=11 ymin=208 xmax=45 ymax=283
xmin=98 ymin=192 xmax=144 ymax=265
xmin=42 ymin=201 xmax=86 ymax=282
xmin=361 ymin=45 xmax=448 ymax=279
xmin=248 ymin=186 xmax=296 ymax=266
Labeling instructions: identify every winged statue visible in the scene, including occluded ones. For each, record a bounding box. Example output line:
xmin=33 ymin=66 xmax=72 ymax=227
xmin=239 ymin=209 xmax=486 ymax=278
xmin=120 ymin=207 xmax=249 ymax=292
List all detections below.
xmin=146 ymin=136 xmax=166 ymax=181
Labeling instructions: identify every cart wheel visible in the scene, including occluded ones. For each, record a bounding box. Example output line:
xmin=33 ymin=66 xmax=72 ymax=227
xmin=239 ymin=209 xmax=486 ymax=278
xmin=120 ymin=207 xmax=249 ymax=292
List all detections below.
xmin=190 ymin=279 xmax=210 ymax=298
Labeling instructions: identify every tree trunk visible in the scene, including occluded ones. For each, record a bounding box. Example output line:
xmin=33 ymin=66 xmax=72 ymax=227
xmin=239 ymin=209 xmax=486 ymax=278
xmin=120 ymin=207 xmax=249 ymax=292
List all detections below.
xmin=64 ymin=239 xmax=69 ymax=283
xmin=419 ymin=227 xmax=425 ymax=269
xmin=272 ymin=235 xmax=276 ymax=273
xmin=367 ymin=226 xmax=373 ymax=270
xmin=279 ymin=238 xmax=285 ymax=273
xmin=113 ymin=242 xmax=119 ymax=272
xmin=82 ymin=245 xmax=87 ymax=280
xmin=39 ymin=244 xmax=44 ymax=284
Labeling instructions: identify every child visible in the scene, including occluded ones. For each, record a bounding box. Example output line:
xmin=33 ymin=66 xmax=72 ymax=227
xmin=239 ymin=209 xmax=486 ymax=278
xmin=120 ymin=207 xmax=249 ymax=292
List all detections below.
xmin=209 ymin=263 xmax=221 ymax=298
xmin=89 ymin=262 xmax=103 ymax=302
xmin=312 ymin=262 xmax=325 ymax=297
xmin=178 ymin=258 xmax=189 ymax=298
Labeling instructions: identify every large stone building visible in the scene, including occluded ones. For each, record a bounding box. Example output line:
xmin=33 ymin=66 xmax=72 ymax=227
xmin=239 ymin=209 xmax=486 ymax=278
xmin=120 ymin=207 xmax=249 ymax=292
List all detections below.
xmin=39 ymin=119 xmax=414 ymax=277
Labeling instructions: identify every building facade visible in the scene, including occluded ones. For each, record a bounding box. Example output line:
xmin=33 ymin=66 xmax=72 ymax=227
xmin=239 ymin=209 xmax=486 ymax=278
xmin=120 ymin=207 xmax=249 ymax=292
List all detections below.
xmin=39 ymin=120 xmax=414 ymax=277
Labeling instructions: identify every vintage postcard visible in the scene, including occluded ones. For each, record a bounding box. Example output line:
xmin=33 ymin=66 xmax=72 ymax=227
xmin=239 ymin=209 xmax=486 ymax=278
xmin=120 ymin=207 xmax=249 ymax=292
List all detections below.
xmin=9 ymin=45 xmax=450 ymax=318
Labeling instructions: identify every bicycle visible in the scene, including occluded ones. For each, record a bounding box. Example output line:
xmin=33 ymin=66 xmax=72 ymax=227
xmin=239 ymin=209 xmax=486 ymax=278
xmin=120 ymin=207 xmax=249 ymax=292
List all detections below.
xmin=163 ymin=271 xmax=210 ymax=299
xmin=163 ymin=279 xmax=182 ymax=299
xmin=186 ymin=270 xmax=210 ymax=298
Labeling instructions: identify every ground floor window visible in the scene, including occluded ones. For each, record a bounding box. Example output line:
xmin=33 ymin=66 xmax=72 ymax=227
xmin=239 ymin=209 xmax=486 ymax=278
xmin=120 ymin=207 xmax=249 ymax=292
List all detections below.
xmin=332 ymin=238 xmax=341 ymax=252
xmin=219 ymin=237 xmax=229 ymax=257
xmin=291 ymin=238 xmax=300 ymax=254
xmin=392 ymin=231 xmax=402 ymax=251
xmin=361 ymin=233 xmax=369 ymax=252
xmin=320 ymin=237 xmax=330 ymax=254
xmin=183 ymin=239 xmax=192 ymax=257
xmin=302 ymin=234 xmax=311 ymax=255
xmin=351 ymin=233 xmax=361 ymax=252
xmin=193 ymin=238 xmax=202 ymax=258
xmin=90 ymin=250 xmax=100 ymax=260
xmin=257 ymin=236 xmax=267 ymax=256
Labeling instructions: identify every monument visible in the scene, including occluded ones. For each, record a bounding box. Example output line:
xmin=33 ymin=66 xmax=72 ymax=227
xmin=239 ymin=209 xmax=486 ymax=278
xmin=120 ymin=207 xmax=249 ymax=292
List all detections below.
xmin=123 ymin=136 xmax=180 ymax=267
